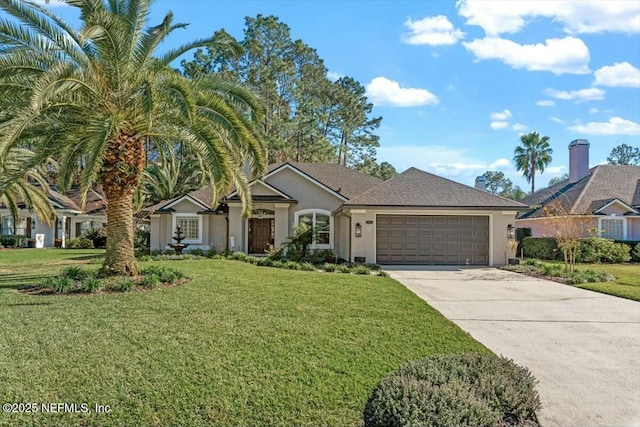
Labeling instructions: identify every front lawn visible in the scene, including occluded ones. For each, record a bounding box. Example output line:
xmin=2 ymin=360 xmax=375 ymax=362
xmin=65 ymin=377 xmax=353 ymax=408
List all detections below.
xmin=0 ymin=249 xmax=486 ymax=426
xmin=573 ymin=263 xmax=640 ymax=301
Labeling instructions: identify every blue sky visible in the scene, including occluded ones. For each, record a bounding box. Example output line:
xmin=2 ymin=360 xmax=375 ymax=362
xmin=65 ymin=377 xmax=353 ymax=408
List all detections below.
xmin=42 ymin=0 xmax=640 ymax=190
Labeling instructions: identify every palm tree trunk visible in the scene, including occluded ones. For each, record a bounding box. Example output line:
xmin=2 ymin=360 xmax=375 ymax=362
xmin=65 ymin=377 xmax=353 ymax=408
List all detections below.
xmin=104 ymin=189 xmax=137 ymax=275
xmin=101 ymin=131 xmax=145 ymax=275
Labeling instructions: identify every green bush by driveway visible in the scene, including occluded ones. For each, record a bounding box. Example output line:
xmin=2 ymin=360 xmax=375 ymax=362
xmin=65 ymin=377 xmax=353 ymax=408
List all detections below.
xmin=0 ymin=250 xmax=488 ymax=426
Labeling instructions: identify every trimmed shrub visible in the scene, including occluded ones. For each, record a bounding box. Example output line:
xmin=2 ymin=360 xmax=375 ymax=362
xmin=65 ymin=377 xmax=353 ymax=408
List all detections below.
xmin=523 ymin=258 xmax=541 ymax=267
xmin=634 ymin=244 xmax=640 ymax=262
xmin=285 ymin=261 xmax=301 ymax=270
xmin=299 ymin=262 xmax=317 ymax=271
xmin=364 ymin=353 xmax=541 ymax=427
xmin=336 ymin=264 xmax=351 ymax=274
xmin=0 ymin=235 xmax=26 ymax=248
xmin=540 ymin=263 xmax=563 ymax=277
xmin=577 ymin=238 xmax=631 ymax=263
xmin=522 ymin=237 xmax=561 ymax=260
xmin=141 ymin=266 xmax=183 ymax=284
xmin=65 ymin=237 xmax=94 ymax=249
xmin=323 ymin=263 xmax=337 ymax=272
xmin=376 ymin=270 xmax=389 ymax=277
xmin=352 ymin=265 xmax=372 ymax=275
xmin=257 ymin=258 xmax=274 ymax=267
xmin=188 ymin=248 xmax=205 ymax=256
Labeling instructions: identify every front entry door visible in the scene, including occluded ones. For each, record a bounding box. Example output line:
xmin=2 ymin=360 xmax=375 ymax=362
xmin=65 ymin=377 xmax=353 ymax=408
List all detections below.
xmin=249 ymin=218 xmax=273 ymax=253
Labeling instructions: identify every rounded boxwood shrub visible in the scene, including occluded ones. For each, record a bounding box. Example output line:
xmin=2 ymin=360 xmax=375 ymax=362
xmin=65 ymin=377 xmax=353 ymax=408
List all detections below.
xmin=364 ymin=353 xmax=541 ymax=427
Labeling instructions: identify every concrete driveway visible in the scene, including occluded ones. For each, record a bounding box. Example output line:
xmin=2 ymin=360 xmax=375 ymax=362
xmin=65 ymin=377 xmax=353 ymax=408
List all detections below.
xmin=385 ymin=266 xmax=640 ymax=427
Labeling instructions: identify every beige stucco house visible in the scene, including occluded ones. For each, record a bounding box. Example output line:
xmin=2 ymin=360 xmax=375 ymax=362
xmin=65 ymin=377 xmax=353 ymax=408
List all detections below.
xmin=0 ymin=187 xmax=106 ymax=247
xmin=149 ymin=163 xmax=525 ymax=266
xmin=516 ymin=140 xmax=640 ymax=240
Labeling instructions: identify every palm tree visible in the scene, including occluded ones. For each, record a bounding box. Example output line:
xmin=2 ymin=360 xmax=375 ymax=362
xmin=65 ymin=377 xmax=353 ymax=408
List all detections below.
xmin=513 ymin=132 xmax=553 ymax=194
xmin=0 ymin=148 xmax=56 ymax=229
xmin=0 ymin=0 xmax=266 ymax=275
xmin=141 ymin=153 xmax=205 ymax=206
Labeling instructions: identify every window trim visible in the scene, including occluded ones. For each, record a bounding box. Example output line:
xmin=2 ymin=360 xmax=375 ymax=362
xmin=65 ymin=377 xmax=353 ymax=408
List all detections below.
xmin=171 ymin=213 xmax=203 ymax=244
xmin=598 ymin=216 xmax=626 ymax=240
xmin=294 ymin=209 xmax=333 ymax=249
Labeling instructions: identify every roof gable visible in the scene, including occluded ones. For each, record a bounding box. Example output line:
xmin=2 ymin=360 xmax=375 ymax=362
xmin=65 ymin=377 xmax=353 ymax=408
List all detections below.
xmin=163 ymin=194 xmax=210 ymax=211
xmin=264 ymin=163 xmax=349 ymax=201
xmin=345 ymin=167 xmax=525 ymax=208
xmin=519 ymin=165 xmax=640 ymax=218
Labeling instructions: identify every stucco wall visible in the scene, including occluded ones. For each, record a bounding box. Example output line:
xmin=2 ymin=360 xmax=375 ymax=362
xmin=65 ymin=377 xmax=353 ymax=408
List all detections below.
xmin=517 ymin=217 xmax=599 ymax=239
xmin=336 ymin=215 xmax=350 ymax=261
xmin=265 ymin=167 xmax=344 ymax=228
xmin=347 ymin=208 xmax=518 ymax=266
xmin=208 ymin=215 xmax=227 ymax=251
xmin=600 ymin=203 xmax=631 ymax=216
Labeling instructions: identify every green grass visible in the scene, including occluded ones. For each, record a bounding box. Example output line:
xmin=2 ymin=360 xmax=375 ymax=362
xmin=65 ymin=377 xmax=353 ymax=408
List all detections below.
xmin=0 ymin=250 xmax=486 ymax=426
xmin=573 ymin=263 xmax=640 ymax=301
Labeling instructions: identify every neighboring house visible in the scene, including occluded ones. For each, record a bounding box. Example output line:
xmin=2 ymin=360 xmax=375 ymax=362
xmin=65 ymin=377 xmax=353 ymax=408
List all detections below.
xmin=0 ymin=186 xmax=107 ymax=247
xmin=149 ymin=162 xmax=525 ymax=266
xmin=516 ymin=140 xmax=640 ymax=240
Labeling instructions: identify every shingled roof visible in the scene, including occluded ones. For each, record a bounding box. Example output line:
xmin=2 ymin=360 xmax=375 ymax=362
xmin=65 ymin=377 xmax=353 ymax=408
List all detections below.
xmin=343 ymin=167 xmax=526 ymax=208
xmin=518 ymin=165 xmax=640 ymax=219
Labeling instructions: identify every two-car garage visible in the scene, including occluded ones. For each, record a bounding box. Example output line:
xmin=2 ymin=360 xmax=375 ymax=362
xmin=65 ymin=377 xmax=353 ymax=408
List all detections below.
xmin=375 ymin=215 xmax=489 ymax=265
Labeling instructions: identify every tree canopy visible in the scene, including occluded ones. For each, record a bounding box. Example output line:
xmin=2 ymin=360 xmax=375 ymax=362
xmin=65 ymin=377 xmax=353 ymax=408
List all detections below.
xmin=180 ymin=14 xmax=386 ymax=171
xmin=513 ymin=132 xmax=553 ymax=194
xmin=607 ymin=144 xmax=640 ymax=165
xmin=0 ymin=0 xmax=266 ymax=275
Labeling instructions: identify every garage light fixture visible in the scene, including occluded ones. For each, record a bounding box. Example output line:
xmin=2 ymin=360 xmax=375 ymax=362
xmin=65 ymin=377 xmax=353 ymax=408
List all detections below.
xmin=507 ymin=224 xmax=515 ymax=239
xmin=355 ymin=223 xmax=362 ymax=238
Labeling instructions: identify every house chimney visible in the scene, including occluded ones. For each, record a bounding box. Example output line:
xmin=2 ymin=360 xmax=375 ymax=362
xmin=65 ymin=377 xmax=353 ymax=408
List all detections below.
xmin=475 ymin=176 xmax=487 ymax=191
xmin=569 ymin=139 xmax=590 ymax=183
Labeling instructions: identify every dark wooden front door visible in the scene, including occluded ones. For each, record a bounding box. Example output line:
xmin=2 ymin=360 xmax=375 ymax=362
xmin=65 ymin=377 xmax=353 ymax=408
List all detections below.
xmin=249 ymin=218 xmax=273 ymax=253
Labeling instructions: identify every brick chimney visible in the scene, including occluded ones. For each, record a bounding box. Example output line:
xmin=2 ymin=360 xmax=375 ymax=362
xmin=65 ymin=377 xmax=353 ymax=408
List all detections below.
xmin=475 ymin=176 xmax=487 ymax=191
xmin=569 ymin=139 xmax=590 ymax=183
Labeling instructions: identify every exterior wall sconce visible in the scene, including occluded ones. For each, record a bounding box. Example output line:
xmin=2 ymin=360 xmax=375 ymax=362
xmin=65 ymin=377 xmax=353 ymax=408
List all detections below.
xmin=355 ymin=223 xmax=362 ymax=238
xmin=507 ymin=224 xmax=515 ymax=239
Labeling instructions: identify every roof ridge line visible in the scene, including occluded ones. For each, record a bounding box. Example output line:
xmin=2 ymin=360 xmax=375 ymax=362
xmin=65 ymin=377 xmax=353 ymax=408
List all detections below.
xmin=571 ymin=165 xmax=598 ymax=214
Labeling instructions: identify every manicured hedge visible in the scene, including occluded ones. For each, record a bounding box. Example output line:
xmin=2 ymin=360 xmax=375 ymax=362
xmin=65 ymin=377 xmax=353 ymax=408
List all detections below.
xmin=523 ymin=237 xmax=634 ymax=263
xmin=516 ymin=228 xmax=532 ymax=255
xmin=0 ymin=235 xmax=26 ymax=248
xmin=522 ymin=237 xmax=561 ymax=260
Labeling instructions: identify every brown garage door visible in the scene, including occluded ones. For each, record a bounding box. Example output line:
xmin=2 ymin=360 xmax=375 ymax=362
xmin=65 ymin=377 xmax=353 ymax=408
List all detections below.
xmin=376 ymin=215 xmax=489 ymax=265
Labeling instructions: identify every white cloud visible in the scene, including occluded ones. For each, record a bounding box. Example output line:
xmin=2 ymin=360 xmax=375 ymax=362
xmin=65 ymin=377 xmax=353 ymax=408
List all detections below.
xmin=544 ymin=87 xmax=605 ymax=102
xmin=511 ymin=123 xmax=527 ymax=131
xmin=365 ymin=77 xmax=439 ymax=107
xmin=377 ymin=145 xmax=515 ymax=183
xmin=568 ymin=117 xmax=640 ymax=135
xmin=536 ymin=100 xmax=555 ymax=107
xmin=490 ymin=109 xmax=512 ymax=120
xmin=588 ymin=107 xmax=614 ymax=114
xmin=463 ymin=36 xmax=590 ymax=75
xmin=326 ymin=71 xmax=344 ymax=81
xmin=550 ymin=117 xmax=565 ymax=124
xmin=403 ymin=15 xmax=465 ymax=46
xmin=544 ymin=166 xmax=567 ymax=175
xmin=490 ymin=121 xmax=510 ymax=130
xmin=456 ymin=0 xmax=640 ymax=36
xmin=593 ymin=62 xmax=640 ymax=88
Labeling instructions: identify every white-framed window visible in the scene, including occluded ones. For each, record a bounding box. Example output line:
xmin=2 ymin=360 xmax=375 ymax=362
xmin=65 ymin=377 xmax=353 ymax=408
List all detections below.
xmin=294 ymin=209 xmax=333 ymax=249
xmin=599 ymin=217 xmax=625 ymax=240
xmin=172 ymin=214 xmax=202 ymax=244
